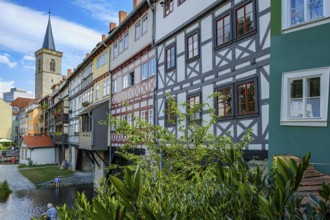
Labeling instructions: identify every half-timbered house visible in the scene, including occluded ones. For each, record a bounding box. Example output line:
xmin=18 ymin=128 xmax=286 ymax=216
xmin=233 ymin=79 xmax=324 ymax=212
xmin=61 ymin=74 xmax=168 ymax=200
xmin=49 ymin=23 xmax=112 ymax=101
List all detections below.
xmin=155 ymin=0 xmax=270 ymax=159
xmin=109 ymin=0 xmax=156 ymax=162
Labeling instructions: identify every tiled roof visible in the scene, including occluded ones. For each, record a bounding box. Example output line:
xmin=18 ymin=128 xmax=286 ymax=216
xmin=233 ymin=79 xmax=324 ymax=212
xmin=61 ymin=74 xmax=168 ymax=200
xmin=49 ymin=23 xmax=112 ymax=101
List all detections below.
xmin=11 ymin=98 xmax=35 ymax=114
xmin=22 ymin=135 xmax=53 ymax=148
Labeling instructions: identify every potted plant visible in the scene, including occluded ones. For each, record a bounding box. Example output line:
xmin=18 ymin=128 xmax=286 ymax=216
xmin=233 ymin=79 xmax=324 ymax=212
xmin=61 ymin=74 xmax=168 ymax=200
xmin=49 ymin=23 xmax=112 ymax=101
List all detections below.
xmin=82 ymin=101 xmax=89 ymax=107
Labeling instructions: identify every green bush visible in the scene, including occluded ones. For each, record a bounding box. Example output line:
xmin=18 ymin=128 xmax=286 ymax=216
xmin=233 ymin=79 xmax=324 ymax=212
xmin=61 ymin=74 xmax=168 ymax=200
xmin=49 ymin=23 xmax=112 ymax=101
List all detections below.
xmin=56 ymin=95 xmax=330 ymax=219
xmin=0 ymin=180 xmax=12 ymax=199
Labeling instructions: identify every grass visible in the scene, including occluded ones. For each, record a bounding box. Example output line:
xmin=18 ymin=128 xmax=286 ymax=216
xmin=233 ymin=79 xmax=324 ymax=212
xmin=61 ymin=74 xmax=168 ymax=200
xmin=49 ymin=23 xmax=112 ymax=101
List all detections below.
xmin=17 ymin=163 xmax=56 ymax=169
xmin=19 ymin=166 xmax=74 ymax=184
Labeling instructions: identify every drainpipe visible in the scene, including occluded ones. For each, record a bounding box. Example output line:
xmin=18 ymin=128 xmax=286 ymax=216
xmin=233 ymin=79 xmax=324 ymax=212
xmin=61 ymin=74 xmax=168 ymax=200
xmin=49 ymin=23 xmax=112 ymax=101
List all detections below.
xmin=101 ymin=40 xmax=112 ymax=166
xmin=149 ymin=0 xmax=162 ymax=169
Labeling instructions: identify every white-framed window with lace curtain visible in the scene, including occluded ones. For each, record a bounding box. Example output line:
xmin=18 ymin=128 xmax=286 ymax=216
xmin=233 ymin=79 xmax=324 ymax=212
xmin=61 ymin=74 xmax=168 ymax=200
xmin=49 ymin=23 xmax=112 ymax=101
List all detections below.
xmin=282 ymin=0 xmax=330 ymax=30
xmin=280 ymin=67 xmax=330 ymax=127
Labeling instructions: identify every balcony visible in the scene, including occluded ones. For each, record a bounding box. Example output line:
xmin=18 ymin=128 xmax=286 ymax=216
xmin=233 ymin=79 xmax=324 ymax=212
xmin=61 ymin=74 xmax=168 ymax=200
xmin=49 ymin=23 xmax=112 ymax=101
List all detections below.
xmin=55 ymin=113 xmax=69 ymax=124
xmin=79 ymin=132 xmax=92 ymax=150
xmin=54 ymin=134 xmax=68 ymax=144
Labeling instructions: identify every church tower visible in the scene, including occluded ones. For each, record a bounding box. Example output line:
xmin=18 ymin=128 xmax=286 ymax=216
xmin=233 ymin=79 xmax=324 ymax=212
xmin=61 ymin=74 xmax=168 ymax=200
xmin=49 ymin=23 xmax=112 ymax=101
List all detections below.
xmin=35 ymin=13 xmax=63 ymax=99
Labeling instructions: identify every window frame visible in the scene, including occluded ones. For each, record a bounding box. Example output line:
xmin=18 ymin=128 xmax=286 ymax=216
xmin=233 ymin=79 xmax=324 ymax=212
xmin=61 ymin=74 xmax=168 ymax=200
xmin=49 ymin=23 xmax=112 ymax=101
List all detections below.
xmin=142 ymin=14 xmax=148 ymax=35
xmin=135 ymin=21 xmax=141 ymax=40
xmin=235 ymin=78 xmax=258 ymax=117
xmin=234 ymin=0 xmax=256 ymax=39
xmin=280 ymin=67 xmax=330 ymax=127
xmin=282 ymin=0 xmax=330 ymax=31
xmin=50 ymin=59 xmax=56 ymax=72
xmin=216 ymin=85 xmax=234 ymax=119
xmin=141 ymin=61 xmax=149 ymax=81
xmin=214 ymin=12 xmax=232 ymax=49
xmin=124 ymin=32 xmax=129 ymax=50
xmin=186 ymin=30 xmax=200 ymax=62
xmin=165 ymin=43 xmax=176 ymax=72
xmin=187 ymin=93 xmax=202 ymax=122
xmin=164 ymin=0 xmax=174 ymax=17
xmin=165 ymin=99 xmax=177 ymax=126
xmin=178 ymin=0 xmax=185 ymax=6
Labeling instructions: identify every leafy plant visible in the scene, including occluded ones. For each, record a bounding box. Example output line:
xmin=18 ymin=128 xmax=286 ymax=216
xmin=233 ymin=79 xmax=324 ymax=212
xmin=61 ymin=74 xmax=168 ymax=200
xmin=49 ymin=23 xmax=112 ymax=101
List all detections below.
xmin=57 ymin=95 xmax=329 ymax=219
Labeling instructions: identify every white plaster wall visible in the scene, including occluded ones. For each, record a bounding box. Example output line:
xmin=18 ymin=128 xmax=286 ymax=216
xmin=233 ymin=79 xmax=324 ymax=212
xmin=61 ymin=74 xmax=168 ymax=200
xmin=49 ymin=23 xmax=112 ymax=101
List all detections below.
xmin=30 ymin=148 xmax=56 ymax=165
xmin=155 ymin=0 xmax=217 ymax=42
xmin=111 ymin=10 xmax=153 ymax=70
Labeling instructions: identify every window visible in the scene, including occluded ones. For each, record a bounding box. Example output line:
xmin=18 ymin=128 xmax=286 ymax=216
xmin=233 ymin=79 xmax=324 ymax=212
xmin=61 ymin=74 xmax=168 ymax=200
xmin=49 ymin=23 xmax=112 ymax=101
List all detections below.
xmin=149 ymin=58 xmax=156 ymax=76
xmin=217 ymin=87 xmax=233 ymax=117
xmin=165 ymin=45 xmax=176 ymax=71
xmin=142 ymin=15 xmax=148 ymax=35
xmin=178 ymin=0 xmax=185 ymax=5
xmin=113 ymin=42 xmax=118 ymax=59
xmin=165 ymin=100 xmax=176 ymax=124
xmin=236 ymin=80 xmax=257 ymax=115
xmin=124 ymin=32 xmax=129 ymax=50
xmin=141 ymin=110 xmax=147 ymax=122
xmin=135 ymin=22 xmax=141 ymax=40
xmin=123 ymin=72 xmax=134 ymax=89
xmin=112 ymin=80 xmax=117 ymax=93
xmin=50 ymin=59 xmax=55 ymax=72
xmin=103 ymin=79 xmax=110 ymax=96
xmin=216 ymin=14 xmax=231 ymax=47
xmin=188 ymin=95 xmax=201 ymax=121
xmin=186 ymin=31 xmax=199 ymax=61
xmin=81 ymin=114 xmax=92 ymax=132
xmin=281 ymin=67 xmax=330 ymax=126
xmin=149 ymin=109 xmax=153 ymax=125
xmin=142 ymin=62 xmax=149 ymax=80
xmin=290 ymin=0 xmax=323 ymax=27
xmin=95 ymin=85 xmax=99 ymax=100
xmin=97 ymin=51 xmax=107 ymax=68
xmin=141 ymin=58 xmax=156 ymax=80
xmin=119 ymin=38 xmax=124 ymax=54
xmin=38 ymin=59 xmax=41 ymax=72
xmin=164 ymin=0 xmax=174 ymax=16
xmin=127 ymin=113 xmax=132 ymax=125
xmin=235 ymin=1 xmax=254 ymax=37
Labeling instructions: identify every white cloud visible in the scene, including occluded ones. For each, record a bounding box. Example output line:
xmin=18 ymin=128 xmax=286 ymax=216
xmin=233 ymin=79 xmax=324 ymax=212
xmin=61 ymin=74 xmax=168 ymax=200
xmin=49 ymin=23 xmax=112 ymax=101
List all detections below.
xmin=0 ymin=0 xmax=102 ymax=74
xmin=72 ymin=0 xmax=119 ymax=24
xmin=23 ymin=55 xmax=35 ymax=61
xmin=0 ymin=78 xmax=15 ymax=99
xmin=0 ymin=54 xmax=17 ymax=68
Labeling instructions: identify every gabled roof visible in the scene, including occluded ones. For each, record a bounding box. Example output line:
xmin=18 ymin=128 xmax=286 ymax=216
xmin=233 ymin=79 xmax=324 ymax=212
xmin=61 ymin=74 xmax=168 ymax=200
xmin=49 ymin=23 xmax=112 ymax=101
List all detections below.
xmin=11 ymin=98 xmax=35 ymax=114
xmin=42 ymin=13 xmax=56 ymax=51
xmin=22 ymin=135 xmax=53 ymax=149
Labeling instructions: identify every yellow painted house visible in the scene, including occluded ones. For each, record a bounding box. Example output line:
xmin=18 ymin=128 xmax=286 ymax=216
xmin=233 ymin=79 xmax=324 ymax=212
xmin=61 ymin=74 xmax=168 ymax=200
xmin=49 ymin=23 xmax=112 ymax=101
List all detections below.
xmin=27 ymin=106 xmax=39 ymax=136
xmin=93 ymin=43 xmax=110 ymax=103
xmin=0 ymin=98 xmax=12 ymax=139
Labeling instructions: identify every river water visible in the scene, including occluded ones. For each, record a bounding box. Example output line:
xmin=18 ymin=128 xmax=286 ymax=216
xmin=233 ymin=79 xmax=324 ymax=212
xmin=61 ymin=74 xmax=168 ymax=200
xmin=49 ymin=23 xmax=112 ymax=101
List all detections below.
xmin=0 ymin=183 xmax=94 ymax=220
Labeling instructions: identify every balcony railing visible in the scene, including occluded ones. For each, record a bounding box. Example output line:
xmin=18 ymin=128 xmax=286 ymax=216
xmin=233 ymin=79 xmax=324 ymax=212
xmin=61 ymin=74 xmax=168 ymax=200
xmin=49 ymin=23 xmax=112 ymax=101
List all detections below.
xmin=79 ymin=132 xmax=92 ymax=150
xmin=54 ymin=134 xmax=68 ymax=144
xmin=55 ymin=113 xmax=69 ymax=124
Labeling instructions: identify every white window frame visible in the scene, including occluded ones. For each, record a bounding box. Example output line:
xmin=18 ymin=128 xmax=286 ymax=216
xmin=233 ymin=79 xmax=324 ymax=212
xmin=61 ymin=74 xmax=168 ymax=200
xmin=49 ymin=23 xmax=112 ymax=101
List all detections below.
xmin=280 ymin=67 xmax=330 ymax=127
xmin=282 ymin=0 xmax=330 ymax=33
xmin=148 ymin=109 xmax=153 ymax=125
xmin=95 ymin=85 xmax=99 ymax=100
xmin=142 ymin=14 xmax=148 ymax=35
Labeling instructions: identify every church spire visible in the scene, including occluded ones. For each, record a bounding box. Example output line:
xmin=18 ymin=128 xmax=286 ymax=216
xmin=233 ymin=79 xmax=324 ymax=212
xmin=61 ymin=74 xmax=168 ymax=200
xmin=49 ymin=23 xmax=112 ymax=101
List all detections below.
xmin=42 ymin=11 xmax=56 ymax=51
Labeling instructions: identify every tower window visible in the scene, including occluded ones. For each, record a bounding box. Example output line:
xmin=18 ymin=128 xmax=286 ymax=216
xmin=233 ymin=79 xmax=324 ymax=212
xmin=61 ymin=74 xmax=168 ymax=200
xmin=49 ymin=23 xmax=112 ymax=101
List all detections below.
xmin=38 ymin=59 xmax=41 ymax=72
xmin=50 ymin=59 xmax=56 ymax=72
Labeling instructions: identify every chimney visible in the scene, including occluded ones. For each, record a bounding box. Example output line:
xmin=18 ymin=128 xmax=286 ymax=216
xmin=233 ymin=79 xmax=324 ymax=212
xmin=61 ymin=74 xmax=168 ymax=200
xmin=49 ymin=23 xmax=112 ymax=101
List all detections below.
xmin=102 ymin=34 xmax=106 ymax=41
xmin=109 ymin=22 xmax=116 ymax=32
xmin=119 ymin=11 xmax=127 ymax=23
xmin=86 ymin=53 xmax=90 ymax=58
xmin=133 ymin=0 xmax=140 ymax=8
xmin=67 ymin=69 xmax=72 ymax=78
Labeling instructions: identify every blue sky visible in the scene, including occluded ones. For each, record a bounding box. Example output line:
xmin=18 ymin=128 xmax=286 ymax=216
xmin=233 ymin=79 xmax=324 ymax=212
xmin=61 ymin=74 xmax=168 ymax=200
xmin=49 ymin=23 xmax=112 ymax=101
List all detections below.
xmin=0 ymin=0 xmax=132 ymax=98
